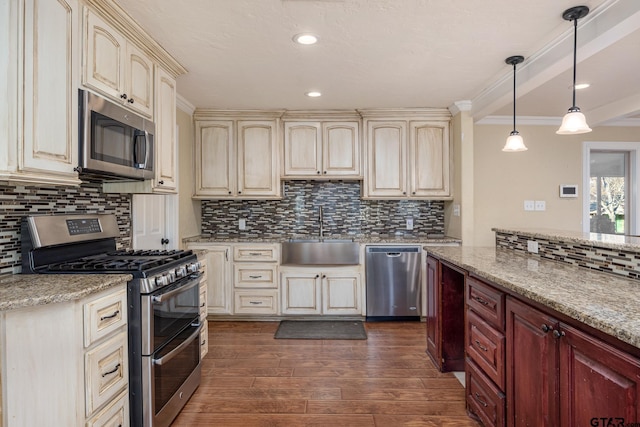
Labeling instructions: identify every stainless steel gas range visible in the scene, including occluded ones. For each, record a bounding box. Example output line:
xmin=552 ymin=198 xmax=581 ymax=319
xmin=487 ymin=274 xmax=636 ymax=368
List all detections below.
xmin=21 ymin=213 xmax=203 ymax=427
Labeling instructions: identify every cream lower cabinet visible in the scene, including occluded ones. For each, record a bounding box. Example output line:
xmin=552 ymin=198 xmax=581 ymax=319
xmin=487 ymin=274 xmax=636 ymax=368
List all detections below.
xmin=281 ymin=268 xmax=362 ymax=316
xmin=1 ymin=0 xmax=81 ymax=186
xmin=187 ymin=244 xmax=232 ymax=315
xmin=0 ymin=283 xmax=129 ymax=427
xmin=193 ymin=114 xmax=281 ymax=199
xmin=362 ymin=110 xmax=451 ymax=199
xmin=233 ymin=244 xmax=280 ymax=315
xmin=198 ymin=257 xmax=208 ymax=358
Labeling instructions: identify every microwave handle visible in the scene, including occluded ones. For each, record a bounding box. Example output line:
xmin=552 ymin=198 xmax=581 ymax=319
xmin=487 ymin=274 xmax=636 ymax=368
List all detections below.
xmin=133 ymin=130 xmax=149 ymax=169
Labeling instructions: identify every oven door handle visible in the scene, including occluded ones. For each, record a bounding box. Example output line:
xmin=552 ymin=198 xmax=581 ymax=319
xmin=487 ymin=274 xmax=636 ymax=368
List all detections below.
xmin=151 ymin=273 xmax=202 ymax=303
xmin=153 ymin=322 xmax=202 ymax=366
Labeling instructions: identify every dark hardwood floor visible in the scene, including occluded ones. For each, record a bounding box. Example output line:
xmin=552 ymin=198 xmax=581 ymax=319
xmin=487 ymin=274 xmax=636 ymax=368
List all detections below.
xmin=171 ymin=320 xmax=480 ymax=427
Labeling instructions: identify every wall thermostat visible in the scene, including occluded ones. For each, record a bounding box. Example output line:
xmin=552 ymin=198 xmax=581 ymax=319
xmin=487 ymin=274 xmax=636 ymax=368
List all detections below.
xmin=559 ymin=184 xmax=578 ymax=198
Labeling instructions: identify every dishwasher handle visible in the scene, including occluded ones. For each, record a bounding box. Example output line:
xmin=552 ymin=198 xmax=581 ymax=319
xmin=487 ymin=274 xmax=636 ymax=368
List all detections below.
xmin=385 ymin=252 xmax=402 ymax=257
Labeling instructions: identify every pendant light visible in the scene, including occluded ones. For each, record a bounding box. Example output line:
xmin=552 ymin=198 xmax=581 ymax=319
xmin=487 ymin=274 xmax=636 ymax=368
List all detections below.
xmin=502 ymin=55 xmax=527 ymax=152
xmin=557 ymin=5 xmax=592 ymax=135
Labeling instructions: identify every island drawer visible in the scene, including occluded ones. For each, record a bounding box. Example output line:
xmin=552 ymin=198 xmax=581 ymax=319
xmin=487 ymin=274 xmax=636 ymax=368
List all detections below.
xmin=466 ymin=358 xmax=506 ymax=427
xmin=466 ymin=276 xmax=505 ymax=330
xmin=466 ymin=309 xmax=505 ymax=390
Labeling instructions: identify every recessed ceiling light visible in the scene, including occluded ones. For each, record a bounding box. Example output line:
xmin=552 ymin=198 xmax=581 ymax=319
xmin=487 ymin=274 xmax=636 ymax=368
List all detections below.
xmin=575 ymin=83 xmax=590 ymax=90
xmin=293 ymin=33 xmax=318 ymax=45
xmin=305 ymin=91 xmax=322 ymax=97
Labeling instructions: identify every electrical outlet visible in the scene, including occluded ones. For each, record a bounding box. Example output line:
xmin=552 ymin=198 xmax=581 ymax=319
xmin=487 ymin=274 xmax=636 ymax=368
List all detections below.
xmin=527 ymin=240 xmax=539 ymax=254
xmin=238 ymin=219 xmax=246 ymax=230
xmin=535 ymin=200 xmax=546 ymax=211
xmin=453 ymin=204 xmax=460 ymax=217
xmin=524 ymin=200 xmax=535 ymax=211
xmin=406 ymin=218 xmax=414 ymax=230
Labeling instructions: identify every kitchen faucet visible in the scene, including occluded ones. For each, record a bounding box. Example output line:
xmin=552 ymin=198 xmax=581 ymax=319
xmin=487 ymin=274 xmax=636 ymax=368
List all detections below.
xmin=319 ymin=206 xmax=324 ymax=239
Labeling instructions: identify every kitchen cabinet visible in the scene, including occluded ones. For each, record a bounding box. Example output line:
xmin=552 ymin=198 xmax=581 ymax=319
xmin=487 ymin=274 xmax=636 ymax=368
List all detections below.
xmin=361 ymin=109 xmax=451 ymax=199
xmin=198 ymin=257 xmax=208 ymax=358
xmin=507 ymin=296 xmax=640 ymax=426
xmin=425 ymin=256 xmax=465 ymax=371
xmin=83 ymin=7 xmax=154 ymax=118
xmin=186 ymin=244 xmax=232 ymax=315
xmin=0 ymin=0 xmax=81 ymax=186
xmin=283 ymin=120 xmax=361 ymax=178
xmin=194 ymin=114 xmax=281 ymax=199
xmin=281 ymin=268 xmax=362 ymax=316
xmin=232 ymin=244 xmax=280 ymax=315
xmin=0 ymin=283 xmax=128 ymax=426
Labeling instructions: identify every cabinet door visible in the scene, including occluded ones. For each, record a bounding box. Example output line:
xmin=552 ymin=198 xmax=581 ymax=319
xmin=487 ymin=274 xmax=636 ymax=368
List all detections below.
xmin=197 ymin=246 xmax=232 ymax=314
xmin=559 ymin=324 xmax=640 ymax=426
xmin=283 ymin=122 xmax=322 ymax=176
xmin=154 ymin=67 xmax=177 ymax=191
xmin=83 ymin=8 xmax=124 ymax=100
xmin=124 ymin=42 xmax=153 ymax=118
xmin=22 ymin=0 xmax=79 ymax=179
xmin=195 ymin=120 xmax=235 ymax=197
xmin=281 ymin=271 xmax=321 ymax=315
xmin=506 ymin=297 xmax=560 ymax=426
xmin=322 ymin=271 xmax=361 ymax=315
xmin=323 ymin=122 xmax=360 ymax=177
xmin=365 ymin=121 xmax=407 ymax=197
xmin=409 ymin=121 xmax=450 ymax=197
xmin=425 ymin=256 xmax=440 ymax=366
xmin=237 ymin=120 xmax=279 ymax=197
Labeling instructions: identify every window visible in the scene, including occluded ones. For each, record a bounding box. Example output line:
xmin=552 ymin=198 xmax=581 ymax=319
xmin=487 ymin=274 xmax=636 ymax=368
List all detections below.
xmin=583 ymin=142 xmax=640 ymax=235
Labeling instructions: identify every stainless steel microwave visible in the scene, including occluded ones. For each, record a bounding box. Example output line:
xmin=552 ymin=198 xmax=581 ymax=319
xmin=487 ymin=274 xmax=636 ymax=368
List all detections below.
xmin=78 ymin=89 xmax=154 ymax=180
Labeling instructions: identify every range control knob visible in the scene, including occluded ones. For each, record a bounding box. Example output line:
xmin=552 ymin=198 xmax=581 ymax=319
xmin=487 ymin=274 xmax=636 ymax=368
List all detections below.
xmin=175 ymin=266 xmax=187 ymax=278
xmin=166 ymin=271 xmax=176 ymax=284
xmin=155 ymin=275 xmax=168 ymax=287
xmin=186 ymin=262 xmax=201 ymax=274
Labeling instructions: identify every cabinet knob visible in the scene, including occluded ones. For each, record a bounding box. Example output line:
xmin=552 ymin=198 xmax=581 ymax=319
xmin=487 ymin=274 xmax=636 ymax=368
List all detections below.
xmin=161 ymin=238 xmax=170 ymax=245
xmin=541 ymin=324 xmax=551 ymax=333
xmin=322 ymin=274 xmax=326 ymax=279
xmin=228 ymin=191 xmax=232 ymax=195
xmin=159 ymin=180 xmax=164 ymax=185
xmin=238 ymin=191 xmax=242 ymax=194
xmin=317 ymin=171 xmax=320 ymax=174
xmin=323 ymin=171 xmax=327 ymax=174
xmin=120 ymin=93 xmax=128 ymax=100
xmin=73 ymin=166 xmax=82 ymax=173
xmin=315 ymin=275 xmax=319 ymax=278
xmin=412 ymin=191 xmax=416 ymax=195
xmin=403 ymin=192 xmax=406 ymax=195
xmin=127 ymin=98 xmax=134 ymax=104
xmin=553 ymin=329 xmax=565 ymax=339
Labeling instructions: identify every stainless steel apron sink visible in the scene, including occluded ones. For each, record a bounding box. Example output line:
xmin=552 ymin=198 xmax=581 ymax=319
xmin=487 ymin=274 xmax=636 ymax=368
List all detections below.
xmin=281 ymin=238 xmax=360 ymax=265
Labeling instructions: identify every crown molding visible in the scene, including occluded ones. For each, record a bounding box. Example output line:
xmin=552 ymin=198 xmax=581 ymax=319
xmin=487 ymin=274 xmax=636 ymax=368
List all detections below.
xmin=448 ymin=100 xmax=473 ymax=116
xmin=176 ymin=94 xmax=195 ymax=115
xmin=476 ymin=115 xmax=640 ymax=127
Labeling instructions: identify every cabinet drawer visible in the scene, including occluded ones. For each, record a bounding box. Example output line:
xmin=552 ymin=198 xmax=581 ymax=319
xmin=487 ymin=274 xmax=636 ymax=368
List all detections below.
xmin=233 ymin=245 xmax=279 ymax=262
xmin=200 ymin=321 xmax=209 ymax=359
xmin=234 ymin=290 xmax=279 ymax=314
xmin=466 ymin=359 xmax=506 ymax=427
xmin=85 ymin=389 xmax=129 ymax=427
xmin=467 ymin=276 xmax=505 ymax=330
xmin=234 ymin=264 xmax=278 ymax=288
xmin=467 ymin=310 xmax=505 ymax=390
xmin=83 ymin=288 xmax=127 ymax=347
xmin=85 ymin=331 xmax=128 ymax=417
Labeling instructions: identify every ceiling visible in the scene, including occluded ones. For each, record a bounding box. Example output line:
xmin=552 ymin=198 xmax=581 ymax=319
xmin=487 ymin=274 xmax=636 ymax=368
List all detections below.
xmin=116 ymin=0 xmax=640 ymax=125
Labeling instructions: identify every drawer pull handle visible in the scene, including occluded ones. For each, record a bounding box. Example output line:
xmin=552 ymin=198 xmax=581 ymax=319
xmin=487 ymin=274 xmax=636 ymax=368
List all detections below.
xmin=200 ymin=302 xmax=206 ymax=308
xmin=100 ymin=310 xmax=120 ymax=321
xmin=474 ymin=296 xmax=489 ymax=306
xmin=474 ymin=340 xmax=488 ymax=352
xmin=201 ymin=339 xmax=206 ymax=346
xmin=102 ymin=363 xmax=121 ymax=378
xmin=541 ymin=324 xmax=551 ymax=333
xmin=249 ymin=275 xmax=263 ymax=279
xmin=474 ymin=392 xmax=488 ymax=407
xmin=249 ymin=252 xmax=262 ymax=256
xmin=249 ymin=301 xmax=262 ymax=305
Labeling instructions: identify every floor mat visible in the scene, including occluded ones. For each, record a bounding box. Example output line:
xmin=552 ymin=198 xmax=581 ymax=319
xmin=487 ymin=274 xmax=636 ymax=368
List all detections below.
xmin=274 ymin=320 xmax=367 ymax=340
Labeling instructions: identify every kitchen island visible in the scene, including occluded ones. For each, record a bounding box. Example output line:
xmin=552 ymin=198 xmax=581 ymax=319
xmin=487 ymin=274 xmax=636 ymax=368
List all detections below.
xmin=427 ymin=234 xmax=640 ymax=427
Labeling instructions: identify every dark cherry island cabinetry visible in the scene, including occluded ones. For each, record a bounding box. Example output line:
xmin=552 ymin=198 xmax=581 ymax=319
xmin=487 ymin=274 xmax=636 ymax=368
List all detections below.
xmin=426 ymin=248 xmax=640 ymax=427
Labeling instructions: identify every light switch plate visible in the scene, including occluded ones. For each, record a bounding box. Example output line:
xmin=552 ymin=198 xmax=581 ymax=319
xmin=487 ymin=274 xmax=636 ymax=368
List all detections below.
xmin=239 ymin=219 xmax=246 ymax=230
xmin=524 ymin=200 xmax=535 ymax=211
xmin=406 ymin=218 xmax=414 ymax=230
xmin=527 ymin=240 xmax=539 ymax=253
xmin=535 ymin=201 xmax=546 ymax=211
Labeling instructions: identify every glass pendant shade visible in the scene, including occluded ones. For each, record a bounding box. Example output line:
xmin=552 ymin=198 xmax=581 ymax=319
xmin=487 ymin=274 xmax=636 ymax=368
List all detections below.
xmin=557 ymin=108 xmax=592 ymax=134
xmin=503 ymin=131 xmax=527 ymax=152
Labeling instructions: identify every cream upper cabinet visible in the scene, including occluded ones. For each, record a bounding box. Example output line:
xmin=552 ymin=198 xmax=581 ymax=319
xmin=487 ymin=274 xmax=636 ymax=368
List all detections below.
xmin=0 ymin=0 xmax=81 ymax=186
xmin=283 ymin=120 xmax=360 ymax=178
xmin=194 ymin=113 xmax=281 ymax=199
xmin=365 ymin=121 xmax=408 ymax=197
xmin=153 ymin=67 xmax=178 ymax=192
xmin=83 ymin=7 xmax=153 ymax=118
xmin=362 ymin=110 xmax=451 ymax=199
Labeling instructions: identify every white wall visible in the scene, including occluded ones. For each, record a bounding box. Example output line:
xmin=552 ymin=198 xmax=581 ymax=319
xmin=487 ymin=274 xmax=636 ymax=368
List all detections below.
xmin=471 ymin=124 xmax=640 ymax=246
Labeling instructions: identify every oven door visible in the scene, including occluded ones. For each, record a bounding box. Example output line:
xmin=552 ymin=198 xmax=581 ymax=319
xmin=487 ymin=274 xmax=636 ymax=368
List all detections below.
xmin=141 ymin=273 xmax=201 ymax=355
xmin=142 ymin=322 xmax=202 ymax=427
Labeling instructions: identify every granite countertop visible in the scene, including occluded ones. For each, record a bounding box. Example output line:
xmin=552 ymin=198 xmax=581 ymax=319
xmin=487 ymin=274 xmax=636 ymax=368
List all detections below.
xmin=184 ymin=234 xmax=461 ymax=245
xmin=0 ymin=273 xmax=132 ymax=311
xmin=493 ymin=227 xmax=640 ymax=252
xmin=427 ymin=246 xmax=640 ymax=349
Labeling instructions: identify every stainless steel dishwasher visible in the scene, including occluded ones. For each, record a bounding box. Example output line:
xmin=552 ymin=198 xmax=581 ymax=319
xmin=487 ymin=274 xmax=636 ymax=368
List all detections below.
xmin=365 ymin=246 xmax=422 ymax=319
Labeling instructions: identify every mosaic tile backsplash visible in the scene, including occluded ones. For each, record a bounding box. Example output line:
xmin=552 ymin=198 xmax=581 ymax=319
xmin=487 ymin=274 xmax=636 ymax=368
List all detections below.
xmin=0 ymin=182 xmax=131 ymax=274
xmin=201 ymin=180 xmax=445 ymax=238
xmin=496 ymin=231 xmax=640 ymax=281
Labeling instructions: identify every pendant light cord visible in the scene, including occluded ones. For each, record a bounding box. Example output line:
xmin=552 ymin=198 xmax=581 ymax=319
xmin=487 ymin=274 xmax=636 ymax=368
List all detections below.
xmin=512 ymin=62 xmax=517 ymax=133
xmin=571 ymin=17 xmax=578 ymax=109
